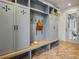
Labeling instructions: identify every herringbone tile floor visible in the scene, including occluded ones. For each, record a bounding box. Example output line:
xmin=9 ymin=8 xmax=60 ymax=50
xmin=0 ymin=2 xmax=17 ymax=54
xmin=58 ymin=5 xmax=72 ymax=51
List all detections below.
xmin=32 ymin=41 xmax=79 ymax=59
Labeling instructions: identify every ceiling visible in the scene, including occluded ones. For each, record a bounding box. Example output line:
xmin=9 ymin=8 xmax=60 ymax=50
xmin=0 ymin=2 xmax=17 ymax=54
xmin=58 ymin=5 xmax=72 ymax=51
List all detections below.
xmin=45 ymin=0 xmax=79 ymax=11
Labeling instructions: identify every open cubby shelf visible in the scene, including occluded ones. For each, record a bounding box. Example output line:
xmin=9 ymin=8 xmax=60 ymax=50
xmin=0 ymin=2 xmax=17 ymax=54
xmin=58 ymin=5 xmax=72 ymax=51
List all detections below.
xmin=6 ymin=0 xmax=29 ymax=6
xmin=17 ymin=0 xmax=28 ymax=6
xmin=30 ymin=10 xmax=47 ymax=19
xmin=49 ymin=7 xmax=53 ymax=14
xmin=11 ymin=52 xmax=30 ymax=59
xmin=30 ymin=7 xmax=48 ymax=15
xmin=30 ymin=10 xmax=48 ymax=43
xmin=7 ymin=0 xmax=15 ymax=3
xmin=30 ymin=0 xmax=49 ymax=14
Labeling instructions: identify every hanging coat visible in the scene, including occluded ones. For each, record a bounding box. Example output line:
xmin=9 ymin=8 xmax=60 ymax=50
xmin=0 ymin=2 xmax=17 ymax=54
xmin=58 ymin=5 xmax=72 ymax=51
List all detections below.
xmin=36 ymin=20 xmax=43 ymax=30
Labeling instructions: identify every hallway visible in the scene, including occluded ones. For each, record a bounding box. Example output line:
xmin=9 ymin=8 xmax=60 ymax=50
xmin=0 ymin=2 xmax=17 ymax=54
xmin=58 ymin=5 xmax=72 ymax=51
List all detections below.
xmin=32 ymin=41 xmax=79 ymax=59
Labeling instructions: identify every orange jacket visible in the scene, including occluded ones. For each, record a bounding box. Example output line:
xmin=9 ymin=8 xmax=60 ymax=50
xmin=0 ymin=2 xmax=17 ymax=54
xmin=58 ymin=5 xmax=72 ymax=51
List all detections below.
xmin=36 ymin=21 xmax=43 ymax=30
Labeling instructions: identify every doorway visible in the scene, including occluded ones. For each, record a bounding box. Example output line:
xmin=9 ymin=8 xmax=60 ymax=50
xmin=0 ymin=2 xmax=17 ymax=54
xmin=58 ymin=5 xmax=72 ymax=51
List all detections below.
xmin=66 ymin=14 xmax=77 ymax=42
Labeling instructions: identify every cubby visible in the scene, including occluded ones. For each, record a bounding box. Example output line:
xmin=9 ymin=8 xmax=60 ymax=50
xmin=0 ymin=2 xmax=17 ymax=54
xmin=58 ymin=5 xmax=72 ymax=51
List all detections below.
xmin=49 ymin=7 xmax=53 ymax=14
xmin=6 ymin=0 xmax=16 ymax=3
xmin=32 ymin=45 xmax=49 ymax=58
xmin=10 ymin=52 xmax=30 ymax=59
xmin=30 ymin=0 xmax=49 ymax=15
xmin=6 ymin=0 xmax=29 ymax=6
xmin=17 ymin=0 xmax=28 ymax=6
xmin=50 ymin=40 xmax=59 ymax=49
xmin=30 ymin=10 xmax=48 ymax=43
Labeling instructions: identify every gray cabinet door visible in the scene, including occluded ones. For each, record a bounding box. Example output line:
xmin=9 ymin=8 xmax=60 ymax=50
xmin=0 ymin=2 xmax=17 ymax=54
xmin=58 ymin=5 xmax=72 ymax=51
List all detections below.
xmin=48 ymin=14 xmax=58 ymax=40
xmin=15 ymin=6 xmax=30 ymax=50
xmin=0 ymin=2 xmax=14 ymax=55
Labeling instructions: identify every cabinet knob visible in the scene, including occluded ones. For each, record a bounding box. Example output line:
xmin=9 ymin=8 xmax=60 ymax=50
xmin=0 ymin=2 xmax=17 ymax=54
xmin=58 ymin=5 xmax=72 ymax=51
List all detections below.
xmin=2 ymin=5 xmax=11 ymax=12
xmin=21 ymin=10 xmax=26 ymax=15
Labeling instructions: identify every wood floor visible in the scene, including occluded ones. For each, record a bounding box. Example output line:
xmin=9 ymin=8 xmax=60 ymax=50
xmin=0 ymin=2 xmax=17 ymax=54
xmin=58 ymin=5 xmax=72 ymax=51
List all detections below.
xmin=32 ymin=41 xmax=79 ymax=59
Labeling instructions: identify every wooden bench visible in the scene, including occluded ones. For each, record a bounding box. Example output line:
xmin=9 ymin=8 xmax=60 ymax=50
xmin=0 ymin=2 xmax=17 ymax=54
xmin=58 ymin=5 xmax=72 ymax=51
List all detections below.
xmin=0 ymin=40 xmax=59 ymax=59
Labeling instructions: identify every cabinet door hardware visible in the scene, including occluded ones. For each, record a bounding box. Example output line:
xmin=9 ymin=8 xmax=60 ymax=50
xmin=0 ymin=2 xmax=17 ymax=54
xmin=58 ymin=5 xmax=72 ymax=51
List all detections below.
xmin=21 ymin=10 xmax=26 ymax=15
xmin=14 ymin=25 xmax=18 ymax=30
xmin=2 ymin=5 xmax=11 ymax=12
xmin=5 ymin=5 xmax=8 ymax=12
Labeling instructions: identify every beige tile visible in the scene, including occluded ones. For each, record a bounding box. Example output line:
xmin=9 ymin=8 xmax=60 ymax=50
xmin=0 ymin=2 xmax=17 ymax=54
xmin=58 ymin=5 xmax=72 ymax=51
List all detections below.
xmin=32 ymin=41 xmax=79 ymax=59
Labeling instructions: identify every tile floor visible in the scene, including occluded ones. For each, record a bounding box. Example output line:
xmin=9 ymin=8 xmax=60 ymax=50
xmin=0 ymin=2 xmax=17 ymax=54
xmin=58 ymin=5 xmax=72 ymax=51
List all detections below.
xmin=32 ymin=41 xmax=79 ymax=59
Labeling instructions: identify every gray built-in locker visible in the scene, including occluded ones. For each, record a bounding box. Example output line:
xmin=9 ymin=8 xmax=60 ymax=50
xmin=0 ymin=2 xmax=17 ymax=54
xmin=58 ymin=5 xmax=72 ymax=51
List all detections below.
xmin=0 ymin=2 xmax=30 ymax=55
xmin=0 ymin=2 xmax=14 ymax=55
xmin=14 ymin=6 xmax=30 ymax=50
xmin=46 ymin=14 xmax=58 ymax=40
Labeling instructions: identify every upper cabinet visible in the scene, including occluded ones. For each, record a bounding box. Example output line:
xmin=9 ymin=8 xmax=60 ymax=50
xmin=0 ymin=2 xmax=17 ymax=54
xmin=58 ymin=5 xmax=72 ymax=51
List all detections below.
xmin=15 ymin=6 xmax=30 ymax=50
xmin=0 ymin=2 xmax=14 ymax=55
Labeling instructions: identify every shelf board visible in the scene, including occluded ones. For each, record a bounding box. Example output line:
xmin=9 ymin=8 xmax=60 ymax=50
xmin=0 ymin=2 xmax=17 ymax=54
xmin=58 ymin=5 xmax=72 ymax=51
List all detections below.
xmin=30 ymin=7 xmax=48 ymax=15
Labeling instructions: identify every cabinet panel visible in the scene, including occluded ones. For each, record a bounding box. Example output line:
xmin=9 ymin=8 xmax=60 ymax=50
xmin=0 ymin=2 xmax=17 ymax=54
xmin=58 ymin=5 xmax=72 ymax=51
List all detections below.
xmin=47 ymin=14 xmax=58 ymax=40
xmin=15 ymin=6 xmax=30 ymax=50
xmin=0 ymin=2 xmax=14 ymax=55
